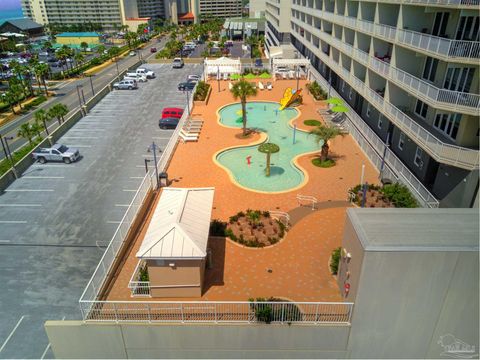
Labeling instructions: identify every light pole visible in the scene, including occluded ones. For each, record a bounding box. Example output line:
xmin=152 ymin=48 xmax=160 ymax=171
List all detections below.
xmin=76 ymin=85 xmax=84 ymax=107
xmin=2 ymin=135 xmax=17 ymax=178
xmin=379 ymin=132 xmax=391 ymax=181
xmin=296 ymin=65 xmax=300 ymax=90
xmin=184 ymin=89 xmax=191 ymax=116
xmin=85 ymin=73 xmax=95 ymax=96
xmin=217 ymin=66 xmax=221 ymax=92
xmin=147 ymin=142 xmax=161 ymax=189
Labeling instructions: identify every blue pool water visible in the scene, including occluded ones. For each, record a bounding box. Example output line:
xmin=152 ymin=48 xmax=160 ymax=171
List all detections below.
xmin=216 ymin=101 xmax=322 ymax=192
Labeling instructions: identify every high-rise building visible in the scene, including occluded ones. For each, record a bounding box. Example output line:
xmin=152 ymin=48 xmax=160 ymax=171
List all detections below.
xmin=266 ymin=0 xmax=479 ymax=208
xmin=250 ymin=0 xmax=266 ymax=18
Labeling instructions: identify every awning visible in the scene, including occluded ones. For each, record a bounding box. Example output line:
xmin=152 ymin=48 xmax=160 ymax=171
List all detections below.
xmin=204 ymin=57 xmax=242 ymax=76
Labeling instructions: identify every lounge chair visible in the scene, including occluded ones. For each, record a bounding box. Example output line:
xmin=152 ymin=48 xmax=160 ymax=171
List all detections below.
xmin=267 ymin=82 xmax=273 ymax=90
xmin=179 ymin=129 xmax=199 ymax=143
xmin=223 ymin=73 xmax=229 ymax=81
xmin=228 ymin=82 xmax=233 ymax=90
xmin=250 ymin=82 xmax=256 ymax=89
xmin=258 ymin=81 xmax=265 ymax=90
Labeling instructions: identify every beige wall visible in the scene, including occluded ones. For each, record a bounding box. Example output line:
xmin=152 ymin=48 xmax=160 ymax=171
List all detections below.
xmin=147 ymin=258 xmax=205 ymax=298
xmin=45 ymin=321 xmax=351 ymax=358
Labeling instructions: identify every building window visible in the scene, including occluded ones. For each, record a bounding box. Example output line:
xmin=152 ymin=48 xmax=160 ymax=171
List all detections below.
xmin=415 ymin=100 xmax=428 ymax=119
xmin=341 ymin=80 xmax=345 ymax=92
xmin=348 ymin=88 xmax=353 ymax=100
xmin=433 ymin=113 xmax=461 ymax=139
xmin=443 ymin=67 xmax=475 ymax=92
xmin=414 ymin=147 xmax=424 ymax=168
xmin=422 ymin=57 xmax=438 ymax=82
xmin=377 ymin=115 xmax=383 ymax=129
xmin=366 ymin=103 xmax=371 ymax=118
xmin=398 ymin=132 xmax=405 ymax=150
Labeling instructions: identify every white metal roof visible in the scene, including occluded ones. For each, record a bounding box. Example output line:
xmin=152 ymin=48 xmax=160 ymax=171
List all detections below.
xmin=272 ymin=58 xmax=310 ymax=66
xmin=136 ymin=188 xmax=215 ymax=260
xmin=204 ymin=57 xmax=242 ymax=75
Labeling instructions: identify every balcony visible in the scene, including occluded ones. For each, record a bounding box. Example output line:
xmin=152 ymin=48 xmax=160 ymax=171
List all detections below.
xmin=128 ymin=261 xmax=151 ymax=297
xmin=291 ymin=25 xmax=479 ymax=170
xmin=294 ymin=17 xmax=480 ymax=115
xmin=357 ymin=0 xmax=479 ymax=7
xmin=291 ymin=3 xmax=480 ymax=63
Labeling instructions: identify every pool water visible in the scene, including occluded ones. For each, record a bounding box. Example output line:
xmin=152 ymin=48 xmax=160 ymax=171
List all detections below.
xmin=216 ymin=101 xmax=322 ymax=193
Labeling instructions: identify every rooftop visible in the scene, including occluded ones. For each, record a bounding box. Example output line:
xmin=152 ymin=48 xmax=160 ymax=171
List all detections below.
xmin=0 ymin=18 xmax=43 ymax=30
xmin=348 ymin=208 xmax=480 ymax=251
xmin=136 ymin=187 xmax=215 ymax=259
xmin=56 ymin=32 xmax=100 ymax=37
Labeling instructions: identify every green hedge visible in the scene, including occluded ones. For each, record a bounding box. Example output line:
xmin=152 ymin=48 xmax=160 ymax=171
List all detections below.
xmin=307 ymin=81 xmax=328 ymax=100
xmin=330 ymin=247 xmax=341 ymax=275
xmin=0 ymin=137 xmax=43 ymax=176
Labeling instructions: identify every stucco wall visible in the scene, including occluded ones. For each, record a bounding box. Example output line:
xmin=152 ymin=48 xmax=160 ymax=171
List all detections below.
xmin=45 ymin=322 xmax=351 ymax=358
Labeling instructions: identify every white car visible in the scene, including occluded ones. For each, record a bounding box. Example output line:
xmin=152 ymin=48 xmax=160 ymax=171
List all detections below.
xmin=129 ymin=51 xmax=136 ymax=56
xmin=124 ymin=74 xmax=147 ymax=82
xmin=187 ymin=74 xmax=201 ymax=82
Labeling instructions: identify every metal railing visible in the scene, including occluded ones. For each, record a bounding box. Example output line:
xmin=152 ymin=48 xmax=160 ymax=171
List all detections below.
xmin=293 ymin=30 xmax=479 ymax=170
xmin=128 ymin=261 xmax=151 ymax=297
xmin=294 ymin=17 xmax=480 ymax=114
xmin=361 ymin=0 xmax=479 ymax=6
xmin=80 ymin=300 xmax=354 ymax=324
xmin=269 ymin=210 xmax=291 ymax=227
xmin=296 ymin=194 xmax=318 ymax=209
xmin=292 ymin=4 xmax=480 ymax=61
xmin=308 ymin=66 xmax=440 ymax=207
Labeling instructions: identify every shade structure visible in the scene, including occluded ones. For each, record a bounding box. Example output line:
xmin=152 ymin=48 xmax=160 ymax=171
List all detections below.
xmin=244 ymin=73 xmax=256 ymax=79
xmin=326 ymin=97 xmax=343 ymax=105
xmin=204 ymin=57 xmax=242 ymax=78
xmin=230 ymin=73 xmax=241 ymax=80
xmin=259 ymin=72 xmax=271 ymax=79
xmin=136 ymin=188 xmax=215 ymax=260
xmin=331 ymin=105 xmax=349 ymax=113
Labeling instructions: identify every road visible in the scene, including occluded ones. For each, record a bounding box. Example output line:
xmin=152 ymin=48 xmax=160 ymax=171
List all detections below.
xmin=0 ymin=37 xmax=166 ymax=162
xmin=0 ymin=62 xmax=203 ymax=358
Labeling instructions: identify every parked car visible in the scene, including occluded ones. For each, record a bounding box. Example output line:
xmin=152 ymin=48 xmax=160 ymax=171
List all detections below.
xmin=129 ymin=51 xmax=136 ymax=56
xmin=38 ymin=51 xmax=49 ymax=57
xmin=187 ymin=74 xmax=201 ymax=82
xmin=136 ymin=68 xmax=155 ymax=79
xmin=158 ymin=117 xmax=180 ymax=129
xmin=32 ymin=144 xmax=80 ymax=164
xmin=112 ymin=79 xmax=138 ymax=90
xmin=124 ymin=74 xmax=147 ymax=82
xmin=150 ymin=47 xmax=157 ymax=53
xmin=255 ymin=58 xmax=263 ymax=67
xmin=172 ymin=58 xmax=184 ymax=68
xmin=161 ymin=107 xmax=184 ymax=119
xmin=177 ymin=81 xmax=196 ymax=91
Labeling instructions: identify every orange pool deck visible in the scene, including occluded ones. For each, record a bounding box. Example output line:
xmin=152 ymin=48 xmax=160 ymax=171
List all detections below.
xmin=104 ymin=78 xmax=379 ymax=303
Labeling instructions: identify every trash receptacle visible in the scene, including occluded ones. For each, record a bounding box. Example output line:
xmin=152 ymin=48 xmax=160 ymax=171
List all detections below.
xmin=159 ymin=172 xmax=168 ymax=187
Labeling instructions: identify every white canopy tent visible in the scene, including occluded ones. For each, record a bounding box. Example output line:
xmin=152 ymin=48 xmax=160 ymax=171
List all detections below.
xmin=0 ymin=32 xmax=26 ymax=38
xmin=271 ymin=58 xmax=311 ymax=81
xmin=136 ymin=187 xmax=215 ymax=260
xmin=204 ymin=57 xmax=242 ymax=79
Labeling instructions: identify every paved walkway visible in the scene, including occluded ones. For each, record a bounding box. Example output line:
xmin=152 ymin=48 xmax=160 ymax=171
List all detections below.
xmin=105 ymin=78 xmax=379 ymax=303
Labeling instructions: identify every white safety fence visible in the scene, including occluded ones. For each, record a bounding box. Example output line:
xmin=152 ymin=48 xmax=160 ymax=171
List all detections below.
xmin=80 ymin=300 xmax=354 ymax=325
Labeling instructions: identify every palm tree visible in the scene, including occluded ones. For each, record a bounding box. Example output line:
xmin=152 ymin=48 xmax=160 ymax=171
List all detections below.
xmin=230 ymin=80 xmax=258 ymax=136
xmin=34 ymin=109 xmax=50 ymax=135
xmin=309 ymin=124 xmax=344 ymax=162
xmin=18 ymin=123 xmax=34 ymax=146
xmin=74 ymin=53 xmax=85 ymax=69
xmin=96 ymin=45 xmax=106 ymax=57
xmin=34 ymin=62 xmax=50 ymax=96
xmin=30 ymin=121 xmax=43 ymax=139
xmin=80 ymin=41 xmax=88 ymax=53
xmin=2 ymin=91 xmax=17 ymax=114
xmin=207 ymin=41 xmax=214 ymax=55
xmin=55 ymin=103 xmax=69 ymax=123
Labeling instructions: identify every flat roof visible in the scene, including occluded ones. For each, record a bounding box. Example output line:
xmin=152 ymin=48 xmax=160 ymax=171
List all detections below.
xmin=0 ymin=18 xmax=42 ymax=30
xmin=347 ymin=208 xmax=479 ymax=252
xmin=56 ymin=32 xmax=100 ymax=37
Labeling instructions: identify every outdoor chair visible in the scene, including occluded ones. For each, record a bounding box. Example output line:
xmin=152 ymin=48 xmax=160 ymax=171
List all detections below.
xmin=267 ymin=82 xmax=273 ymax=90
xmin=228 ymin=82 xmax=233 ymax=90
xmin=258 ymin=81 xmax=265 ymax=90
xmin=223 ymin=73 xmax=229 ymax=81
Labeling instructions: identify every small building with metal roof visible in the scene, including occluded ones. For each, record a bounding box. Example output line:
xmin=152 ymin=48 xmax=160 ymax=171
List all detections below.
xmin=0 ymin=18 xmax=44 ymax=38
xmin=135 ymin=187 xmax=215 ymax=297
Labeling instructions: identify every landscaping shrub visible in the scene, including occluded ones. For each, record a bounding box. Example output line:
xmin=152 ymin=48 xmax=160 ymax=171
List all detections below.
xmin=312 ymin=158 xmax=335 ymax=168
xmin=330 ymin=247 xmax=341 ymax=275
xmin=193 ymin=81 xmax=210 ymax=101
xmin=139 ymin=265 xmax=149 ymax=281
xmin=249 ymin=297 xmax=302 ymax=323
xmin=209 ymin=219 xmax=227 ymax=236
xmin=381 ymin=183 xmax=418 ymax=208
xmin=306 ymin=81 xmax=328 ymax=100
xmin=0 ymin=137 xmax=43 ymax=176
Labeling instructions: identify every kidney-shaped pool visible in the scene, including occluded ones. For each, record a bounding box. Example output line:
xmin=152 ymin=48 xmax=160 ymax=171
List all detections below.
xmin=215 ymin=101 xmax=322 ymax=193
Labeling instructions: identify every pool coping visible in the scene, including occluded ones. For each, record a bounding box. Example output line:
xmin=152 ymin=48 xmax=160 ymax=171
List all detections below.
xmin=213 ymin=101 xmax=321 ymax=195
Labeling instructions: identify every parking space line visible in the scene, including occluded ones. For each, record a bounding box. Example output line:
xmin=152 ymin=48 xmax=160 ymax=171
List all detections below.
xmin=141 ymin=155 xmax=155 ymax=158
xmin=0 ymin=221 xmax=27 ymax=224
xmin=152 ymin=137 xmax=172 ymax=140
xmin=69 ymin=129 xmax=105 ymax=132
xmin=0 ymin=316 xmax=26 ymax=353
xmin=115 ymin=204 xmax=130 ymax=207
xmin=22 ymin=176 xmax=65 ymax=179
xmin=30 ymin=164 xmax=76 ymax=168
xmin=61 ymin=136 xmax=98 ymax=139
xmin=0 ymin=203 xmax=42 ymax=207
xmin=65 ymin=145 xmax=92 ymax=148
xmin=123 ymin=189 xmax=138 ymax=192
xmin=0 ymin=240 xmax=11 ymax=243
xmin=106 ymin=220 xmax=123 ymax=224
xmin=130 ymin=176 xmax=144 ymax=179
xmin=5 ymin=189 xmax=54 ymax=192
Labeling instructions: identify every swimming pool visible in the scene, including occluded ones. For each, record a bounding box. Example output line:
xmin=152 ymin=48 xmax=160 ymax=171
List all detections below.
xmin=215 ymin=101 xmax=322 ymax=193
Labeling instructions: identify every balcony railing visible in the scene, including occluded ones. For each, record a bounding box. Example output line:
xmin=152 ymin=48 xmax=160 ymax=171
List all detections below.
xmin=294 ymin=17 xmax=480 ymax=114
xmin=128 ymin=261 xmax=151 ymax=297
xmin=80 ymin=300 xmax=354 ymax=324
xmin=292 ymin=29 xmax=479 ymax=170
xmin=292 ymin=4 xmax=480 ymax=61
xmin=359 ymin=0 xmax=479 ymax=7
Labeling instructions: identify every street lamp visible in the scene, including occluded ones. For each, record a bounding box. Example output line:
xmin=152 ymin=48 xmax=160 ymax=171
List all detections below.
xmin=1 ymin=135 xmax=17 ymax=178
xmin=76 ymin=85 xmax=84 ymax=107
xmin=296 ymin=65 xmax=300 ymax=90
xmin=84 ymin=73 xmax=95 ymax=96
xmin=147 ymin=142 xmax=162 ymax=189
xmin=183 ymin=89 xmax=192 ymax=116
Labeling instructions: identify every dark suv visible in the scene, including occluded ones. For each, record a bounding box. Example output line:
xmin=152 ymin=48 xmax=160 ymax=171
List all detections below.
xmin=178 ymin=81 xmax=196 ymax=91
xmin=158 ymin=117 xmax=179 ymax=129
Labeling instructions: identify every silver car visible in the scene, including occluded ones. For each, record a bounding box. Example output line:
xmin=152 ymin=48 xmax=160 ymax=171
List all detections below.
xmin=113 ymin=79 xmax=138 ymax=90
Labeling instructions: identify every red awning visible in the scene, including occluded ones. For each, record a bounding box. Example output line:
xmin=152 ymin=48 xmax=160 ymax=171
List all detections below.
xmin=178 ymin=12 xmax=194 ymax=20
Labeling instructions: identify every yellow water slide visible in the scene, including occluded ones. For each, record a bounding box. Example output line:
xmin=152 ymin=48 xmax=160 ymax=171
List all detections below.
xmin=279 ymin=87 xmax=302 ymax=110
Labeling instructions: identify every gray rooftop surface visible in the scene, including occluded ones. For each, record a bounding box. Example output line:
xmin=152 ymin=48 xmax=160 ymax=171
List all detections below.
xmin=347 ymin=208 xmax=479 ymax=252
xmin=1 ymin=18 xmax=43 ymax=30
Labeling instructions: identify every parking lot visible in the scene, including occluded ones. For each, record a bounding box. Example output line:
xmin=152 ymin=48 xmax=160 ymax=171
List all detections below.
xmin=0 ymin=63 xmax=202 ymax=359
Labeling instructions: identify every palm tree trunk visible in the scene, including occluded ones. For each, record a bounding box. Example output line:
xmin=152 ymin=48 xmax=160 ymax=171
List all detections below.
xmin=10 ymin=103 xmax=16 ymax=115
xmin=241 ymin=100 xmax=247 ymax=136
xmin=266 ymin=153 xmax=271 ymax=177
xmin=321 ymin=143 xmax=329 ymax=162
xmin=43 ymin=78 xmax=48 ymax=97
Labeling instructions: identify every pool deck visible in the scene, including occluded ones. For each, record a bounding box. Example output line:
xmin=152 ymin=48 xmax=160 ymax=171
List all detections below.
xmin=104 ymin=78 xmax=379 ymax=303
